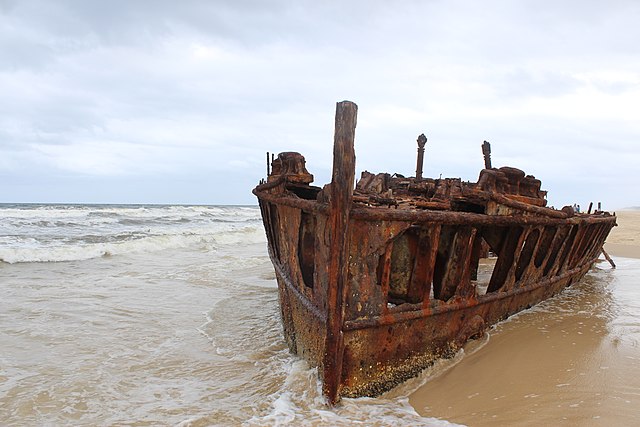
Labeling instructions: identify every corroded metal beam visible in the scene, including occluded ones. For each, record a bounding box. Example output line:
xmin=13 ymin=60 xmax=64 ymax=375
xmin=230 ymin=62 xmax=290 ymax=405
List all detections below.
xmin=323 ymin=101 xmax=358 ymax=405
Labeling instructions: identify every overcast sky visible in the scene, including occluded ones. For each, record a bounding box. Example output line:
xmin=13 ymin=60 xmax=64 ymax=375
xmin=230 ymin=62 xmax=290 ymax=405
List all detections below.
xmin=1 ymin=0 xmax=638 ymax=208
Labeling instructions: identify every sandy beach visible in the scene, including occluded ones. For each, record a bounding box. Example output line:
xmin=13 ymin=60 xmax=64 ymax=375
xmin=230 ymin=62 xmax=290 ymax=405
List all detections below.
xmin=603 ymin=210 xmax=640 ymax=259
xmin=409 ymin=209 xmax=640 ymax=425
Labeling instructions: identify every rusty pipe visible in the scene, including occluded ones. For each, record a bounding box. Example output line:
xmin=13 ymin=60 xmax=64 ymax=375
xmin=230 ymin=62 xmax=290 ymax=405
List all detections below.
xmin=416 ymin=134 xmax=427 ymax=180
xmin=482 ymin=141 xmax=492 ymax=169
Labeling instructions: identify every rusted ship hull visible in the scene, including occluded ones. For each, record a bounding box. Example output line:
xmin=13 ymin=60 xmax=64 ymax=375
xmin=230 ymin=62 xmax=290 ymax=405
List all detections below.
xmin=253 ymin=101 xmax=616 ymax=404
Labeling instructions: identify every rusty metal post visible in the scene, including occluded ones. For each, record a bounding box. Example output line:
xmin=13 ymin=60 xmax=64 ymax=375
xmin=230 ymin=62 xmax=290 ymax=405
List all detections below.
xmin=323 ymin=100 xmax=358 ymax=405
xmin=482 ymin=141 xmax=492 ymax=169
xmin=266 ymin=152 xmax=270 ymax=176
xmin=602 ymin=247 xmax=616 ymax=268
xmin=416 ymin=134 xmax=427 ymax=181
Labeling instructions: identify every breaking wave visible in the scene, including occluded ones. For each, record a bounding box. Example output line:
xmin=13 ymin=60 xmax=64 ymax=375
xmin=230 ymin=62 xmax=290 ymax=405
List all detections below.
xmin=0 ymin=204 xmax=264 ymax=264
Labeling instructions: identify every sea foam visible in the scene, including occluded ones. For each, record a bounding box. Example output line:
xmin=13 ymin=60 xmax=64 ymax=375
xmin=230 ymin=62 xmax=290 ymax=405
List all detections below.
xmin=0 ymin=204 xmax=264 ymax=263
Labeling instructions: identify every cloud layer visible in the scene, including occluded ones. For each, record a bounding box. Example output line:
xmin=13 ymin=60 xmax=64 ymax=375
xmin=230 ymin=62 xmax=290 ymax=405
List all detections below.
xmin=1 ymin=0 xmax=638 ymax=207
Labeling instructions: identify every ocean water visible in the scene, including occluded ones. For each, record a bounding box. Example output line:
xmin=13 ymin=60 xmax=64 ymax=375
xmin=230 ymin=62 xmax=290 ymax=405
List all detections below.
xmin=1 ymin=204 xmax=638 ymax=426
xmin=0 ymin=204 xmax=453 ymax=426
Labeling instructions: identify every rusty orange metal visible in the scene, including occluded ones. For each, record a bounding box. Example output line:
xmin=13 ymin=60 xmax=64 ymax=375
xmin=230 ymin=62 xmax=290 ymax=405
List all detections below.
xmin=253 ymin=101 xmax=617 ymax=404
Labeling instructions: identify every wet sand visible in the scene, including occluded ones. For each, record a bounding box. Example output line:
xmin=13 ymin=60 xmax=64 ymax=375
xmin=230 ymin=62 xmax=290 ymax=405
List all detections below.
xmin=604 ymin=210 xmax=640 ymax=259
xmin=409 ymin=210 xmax=640 ymax=426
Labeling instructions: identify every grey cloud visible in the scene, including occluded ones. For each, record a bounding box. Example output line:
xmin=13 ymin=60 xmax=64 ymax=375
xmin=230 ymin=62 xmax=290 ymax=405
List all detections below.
xmin=0 ymin=0 xmax=639 ymax=206
xmin=492 ymin=69 xmax=582 ymax=99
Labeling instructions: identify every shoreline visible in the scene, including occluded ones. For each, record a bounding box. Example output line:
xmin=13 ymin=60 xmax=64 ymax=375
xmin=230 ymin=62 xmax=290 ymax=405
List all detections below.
xmin=604 ymin=210 xmax=640 ymax=259
xmin=604 ymin=242 xmax=640 ymax=260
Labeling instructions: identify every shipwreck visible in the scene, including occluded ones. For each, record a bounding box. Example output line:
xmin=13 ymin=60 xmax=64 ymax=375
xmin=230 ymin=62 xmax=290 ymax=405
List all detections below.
xmin=253 ymin=100 xmax=617 ymax=404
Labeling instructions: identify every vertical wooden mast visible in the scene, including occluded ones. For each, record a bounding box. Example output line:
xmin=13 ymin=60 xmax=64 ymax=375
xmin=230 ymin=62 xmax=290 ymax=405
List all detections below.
xmin=323 ymin=100 xmax=358 ymax=404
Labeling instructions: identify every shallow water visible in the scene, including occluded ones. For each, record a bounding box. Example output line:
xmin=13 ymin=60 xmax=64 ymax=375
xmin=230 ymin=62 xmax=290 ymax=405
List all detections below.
xmin=1 ymin=204 xmax=638 ymax=426
xmin=0 ymin=204 xmax=451 ymax=426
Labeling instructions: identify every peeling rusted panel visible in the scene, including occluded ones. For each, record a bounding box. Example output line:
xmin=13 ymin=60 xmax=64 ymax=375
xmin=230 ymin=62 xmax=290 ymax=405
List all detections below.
xmin=253 ymin=101 xmax=617 ymax=404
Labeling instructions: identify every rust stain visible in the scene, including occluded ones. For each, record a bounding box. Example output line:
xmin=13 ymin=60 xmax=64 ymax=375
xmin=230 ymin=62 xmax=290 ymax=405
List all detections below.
xmin=253 ymin=101 xmax=617 ymax=404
